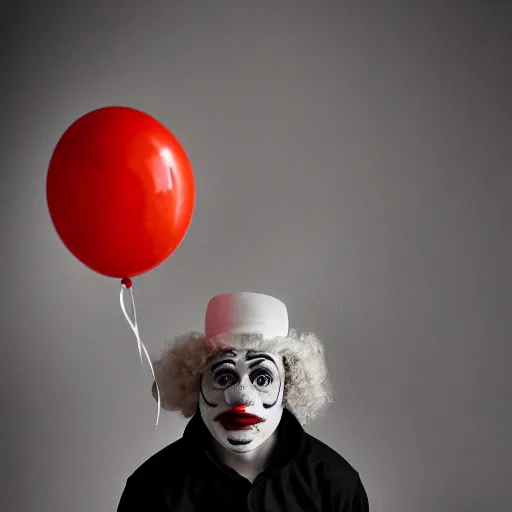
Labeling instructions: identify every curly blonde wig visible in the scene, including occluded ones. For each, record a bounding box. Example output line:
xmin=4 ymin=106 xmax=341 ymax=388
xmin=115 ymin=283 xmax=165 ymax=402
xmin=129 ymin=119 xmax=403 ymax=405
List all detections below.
xmin=152 ymin=330 xmax=333 ymax=425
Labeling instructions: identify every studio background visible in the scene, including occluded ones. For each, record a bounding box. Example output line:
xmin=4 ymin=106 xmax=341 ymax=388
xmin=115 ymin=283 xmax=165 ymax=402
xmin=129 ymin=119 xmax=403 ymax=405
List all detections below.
xmin=1 ymin=1 xmax=511 ymax=511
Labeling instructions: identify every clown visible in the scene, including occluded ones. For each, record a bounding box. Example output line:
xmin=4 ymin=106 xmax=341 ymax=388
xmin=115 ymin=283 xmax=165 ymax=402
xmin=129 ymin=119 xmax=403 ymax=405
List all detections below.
xmin=118 ymin=292 xmax=369 ymax=511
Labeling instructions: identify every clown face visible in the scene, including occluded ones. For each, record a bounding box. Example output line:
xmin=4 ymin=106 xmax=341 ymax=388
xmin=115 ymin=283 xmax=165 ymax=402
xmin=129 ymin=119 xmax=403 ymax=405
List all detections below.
xmin=199 ymin=349 xmax=285 ymax=453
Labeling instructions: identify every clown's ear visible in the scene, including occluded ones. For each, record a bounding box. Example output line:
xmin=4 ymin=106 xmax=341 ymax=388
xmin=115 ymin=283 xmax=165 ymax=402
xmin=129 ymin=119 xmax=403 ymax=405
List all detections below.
xmin=151 ymin=381 xmax=158 ymax=401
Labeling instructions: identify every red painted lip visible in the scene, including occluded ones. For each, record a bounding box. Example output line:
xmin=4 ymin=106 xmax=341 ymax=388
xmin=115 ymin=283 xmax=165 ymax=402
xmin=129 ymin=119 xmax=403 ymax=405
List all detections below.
xmin=215 ymin=410 xmax=264 ymax=430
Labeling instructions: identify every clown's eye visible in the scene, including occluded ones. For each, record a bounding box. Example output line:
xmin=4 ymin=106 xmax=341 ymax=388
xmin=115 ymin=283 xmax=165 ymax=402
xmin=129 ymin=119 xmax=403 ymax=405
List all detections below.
xmin=213 ymin=371 xmax=237 ymax=388
xmin=251 ymin=370 xmax=272 ymax=387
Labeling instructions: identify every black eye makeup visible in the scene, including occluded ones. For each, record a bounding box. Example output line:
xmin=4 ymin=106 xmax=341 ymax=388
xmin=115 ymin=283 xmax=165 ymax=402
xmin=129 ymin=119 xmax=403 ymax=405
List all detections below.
xmin=250 ymin=368 xmax=274 ymax=388
xmin=212 ymin=369 xmax=239 ymax=389
xmin=200 ymin=354 xmax=283 ymax=410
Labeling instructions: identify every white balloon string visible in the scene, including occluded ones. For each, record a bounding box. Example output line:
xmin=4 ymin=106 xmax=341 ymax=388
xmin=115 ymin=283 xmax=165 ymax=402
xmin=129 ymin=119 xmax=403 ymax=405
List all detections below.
xmin=120 ymin=281 xmax=161 ymax=428
xmin=119 ymin=286 xmax=143 ymax=366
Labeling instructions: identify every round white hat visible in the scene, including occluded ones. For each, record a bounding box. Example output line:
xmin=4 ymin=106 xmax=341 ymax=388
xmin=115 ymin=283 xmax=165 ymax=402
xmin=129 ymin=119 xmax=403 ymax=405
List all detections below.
xmin=205 ymin=292 xmax=289 ymax=340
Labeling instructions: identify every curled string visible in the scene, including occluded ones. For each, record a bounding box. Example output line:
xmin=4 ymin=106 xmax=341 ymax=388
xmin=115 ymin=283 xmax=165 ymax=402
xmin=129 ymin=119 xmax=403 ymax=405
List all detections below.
xmin=120 ymin=278 xmax=161 ymax=427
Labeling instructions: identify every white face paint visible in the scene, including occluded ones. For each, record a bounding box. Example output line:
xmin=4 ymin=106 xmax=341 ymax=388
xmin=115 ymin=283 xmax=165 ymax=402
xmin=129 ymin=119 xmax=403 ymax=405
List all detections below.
xmin=199 ymin=349 xmax=285 ymax=453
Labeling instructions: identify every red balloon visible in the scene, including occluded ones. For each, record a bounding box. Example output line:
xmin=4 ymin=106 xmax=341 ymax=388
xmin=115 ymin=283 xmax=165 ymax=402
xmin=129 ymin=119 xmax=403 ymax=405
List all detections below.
xmin=46 ymin=106 xmax=195 ymax=278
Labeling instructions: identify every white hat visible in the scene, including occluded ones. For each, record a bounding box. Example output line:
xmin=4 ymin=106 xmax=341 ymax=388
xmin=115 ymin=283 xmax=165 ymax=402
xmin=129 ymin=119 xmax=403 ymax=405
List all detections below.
xmin=205 ymin=292 xmax=289 ymax=340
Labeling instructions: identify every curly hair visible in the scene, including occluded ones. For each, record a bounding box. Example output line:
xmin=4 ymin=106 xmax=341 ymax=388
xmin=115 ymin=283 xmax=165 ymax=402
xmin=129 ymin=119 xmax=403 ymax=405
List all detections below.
xmin=151 ymin=330 xmax=333 ymax=425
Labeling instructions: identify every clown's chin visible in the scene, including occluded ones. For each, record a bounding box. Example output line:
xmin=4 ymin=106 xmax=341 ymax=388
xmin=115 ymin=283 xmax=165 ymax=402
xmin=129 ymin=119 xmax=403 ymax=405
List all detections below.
xmin=225 ymin=436 xmax=257 ymax=453
xmin=227 ymin=438 xmax=252 ymax=446
xmin=221 ymin=429 xmax=260 ymax=452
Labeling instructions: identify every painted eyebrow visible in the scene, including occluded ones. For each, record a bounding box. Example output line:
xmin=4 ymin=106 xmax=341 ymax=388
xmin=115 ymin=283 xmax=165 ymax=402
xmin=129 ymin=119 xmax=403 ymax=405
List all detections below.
xmin=247 ymin=359 xmax=274 ymax=370
xmin=210 ymin=359 xmax=236 ymax=372
xmin=245 ymin=353 xmax=277 ymax=368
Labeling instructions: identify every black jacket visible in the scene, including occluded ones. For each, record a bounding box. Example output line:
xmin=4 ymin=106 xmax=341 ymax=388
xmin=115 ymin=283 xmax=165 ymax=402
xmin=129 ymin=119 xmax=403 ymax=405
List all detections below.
xmin=117 ymin=409 xmax=369 ymax=511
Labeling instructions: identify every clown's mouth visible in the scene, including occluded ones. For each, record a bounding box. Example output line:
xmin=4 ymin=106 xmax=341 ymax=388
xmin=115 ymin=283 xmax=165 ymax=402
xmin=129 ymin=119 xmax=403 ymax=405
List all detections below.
xmin=215 ymin=411 xmax=264 ymax=430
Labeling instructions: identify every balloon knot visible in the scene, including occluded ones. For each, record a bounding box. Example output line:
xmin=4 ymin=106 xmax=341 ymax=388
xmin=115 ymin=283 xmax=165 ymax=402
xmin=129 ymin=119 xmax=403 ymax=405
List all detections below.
xmin=121 ymin=277 xmax=133 ymax=289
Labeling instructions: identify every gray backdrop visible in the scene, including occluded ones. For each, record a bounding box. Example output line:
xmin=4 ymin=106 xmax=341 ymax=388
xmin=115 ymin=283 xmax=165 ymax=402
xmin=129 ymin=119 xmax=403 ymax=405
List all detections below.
xmin=1 ymin=1 xmax=511 ymax=511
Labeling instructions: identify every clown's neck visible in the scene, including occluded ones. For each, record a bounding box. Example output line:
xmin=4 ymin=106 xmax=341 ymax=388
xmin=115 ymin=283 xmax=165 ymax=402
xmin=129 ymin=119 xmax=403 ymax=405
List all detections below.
xmin=211 ymin=429 xmax=279 ymax=483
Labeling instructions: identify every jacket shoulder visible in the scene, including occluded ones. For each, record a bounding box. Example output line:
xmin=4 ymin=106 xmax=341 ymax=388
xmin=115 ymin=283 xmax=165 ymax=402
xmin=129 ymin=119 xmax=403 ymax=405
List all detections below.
xmin=301 ymin=433 xmax=369 ymax=509
xmin=127 ymin=437 xmax=188 ymax=484
xmin=303 ymin=432 xmax=360 ymax=482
